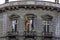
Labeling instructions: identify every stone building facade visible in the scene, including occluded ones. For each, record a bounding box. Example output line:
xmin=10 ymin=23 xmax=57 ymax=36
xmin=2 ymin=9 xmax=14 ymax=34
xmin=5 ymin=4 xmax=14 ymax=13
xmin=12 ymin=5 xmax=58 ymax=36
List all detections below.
xmin=0 ymin=0 xmax=60 ymax=40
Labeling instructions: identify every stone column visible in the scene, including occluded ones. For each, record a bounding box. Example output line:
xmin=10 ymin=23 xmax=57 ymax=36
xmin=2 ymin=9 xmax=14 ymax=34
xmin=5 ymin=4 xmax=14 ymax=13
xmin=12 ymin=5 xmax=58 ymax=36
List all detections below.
xmin=3 ymin=14 xmax=7 ymax=36
xmin=55 ymin=16 xmax=60 ymax=40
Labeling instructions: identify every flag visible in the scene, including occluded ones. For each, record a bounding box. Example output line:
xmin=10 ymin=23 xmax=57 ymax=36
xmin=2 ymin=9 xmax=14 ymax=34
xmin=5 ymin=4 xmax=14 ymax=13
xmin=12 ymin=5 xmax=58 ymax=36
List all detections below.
xmin=25 ymin=16 xmax=28 ymax=31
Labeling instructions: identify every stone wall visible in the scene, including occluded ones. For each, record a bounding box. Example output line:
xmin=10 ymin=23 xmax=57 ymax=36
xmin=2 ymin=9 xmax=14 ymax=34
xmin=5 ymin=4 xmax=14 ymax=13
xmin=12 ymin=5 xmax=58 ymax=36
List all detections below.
xmin=0 ymin=9 xmax=59 ymax=40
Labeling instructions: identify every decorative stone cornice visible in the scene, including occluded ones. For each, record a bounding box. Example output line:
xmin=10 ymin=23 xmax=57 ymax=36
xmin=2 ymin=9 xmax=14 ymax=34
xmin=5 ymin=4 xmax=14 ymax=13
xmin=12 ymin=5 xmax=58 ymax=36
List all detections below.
xmin=0 ymin=1 xmax=60 ymax=13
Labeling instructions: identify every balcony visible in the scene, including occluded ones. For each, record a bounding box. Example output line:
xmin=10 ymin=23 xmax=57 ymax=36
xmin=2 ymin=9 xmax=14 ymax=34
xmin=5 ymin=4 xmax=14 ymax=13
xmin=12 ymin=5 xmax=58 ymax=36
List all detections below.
xmin=7 ymin=31 xmax=19 ymax=38
xmin=24 ymin=31 xmax=36 ymax=39
xmin=42 ymin=32 xmax=53 ymax=38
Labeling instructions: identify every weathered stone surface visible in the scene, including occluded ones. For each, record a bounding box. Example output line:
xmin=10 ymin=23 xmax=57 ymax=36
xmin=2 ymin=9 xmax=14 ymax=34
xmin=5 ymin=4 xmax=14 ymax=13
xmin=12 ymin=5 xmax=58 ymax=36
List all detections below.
xmin=0 ymin=1 xmax=60 ymax=40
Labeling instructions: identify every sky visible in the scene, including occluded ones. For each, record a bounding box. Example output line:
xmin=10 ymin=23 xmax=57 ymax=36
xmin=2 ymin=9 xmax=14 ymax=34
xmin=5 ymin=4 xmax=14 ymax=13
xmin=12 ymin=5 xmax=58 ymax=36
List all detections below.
xmin=0 ymin=0 xmax=60 ymax=4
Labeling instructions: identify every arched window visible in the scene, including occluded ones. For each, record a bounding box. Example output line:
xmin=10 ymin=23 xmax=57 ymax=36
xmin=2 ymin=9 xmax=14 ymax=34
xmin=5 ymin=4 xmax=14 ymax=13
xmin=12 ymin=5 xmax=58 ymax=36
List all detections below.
xmin=9 ymin=14 xmax=20 ymax=32
xmin=24 ymin=14 xmax=37 ymax=32
xmin=41 ymin=14 xmax=53 ymax=32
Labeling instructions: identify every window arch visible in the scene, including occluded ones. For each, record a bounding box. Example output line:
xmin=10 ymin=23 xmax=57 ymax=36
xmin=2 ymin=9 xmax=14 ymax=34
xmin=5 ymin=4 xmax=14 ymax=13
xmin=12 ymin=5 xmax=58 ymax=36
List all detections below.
xmin=9 ymin=14 xmax=20 ymax=32
xmin=24 ymin=14 xmax=37 ymax=31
